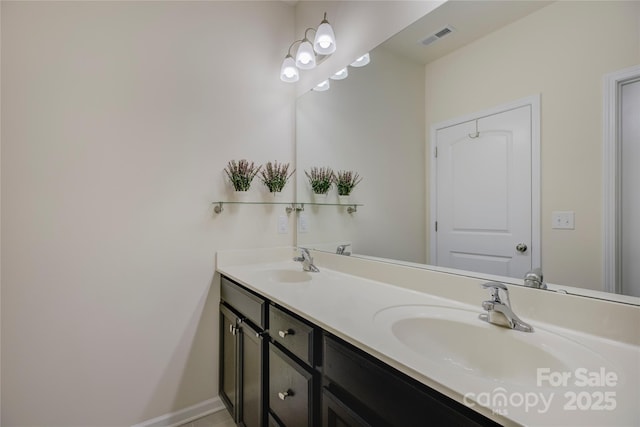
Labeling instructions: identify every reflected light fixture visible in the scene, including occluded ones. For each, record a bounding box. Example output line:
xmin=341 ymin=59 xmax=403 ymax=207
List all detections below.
xmin=313 ymin=80 xmax=330 ymax=92
xmin=350 ymin=52 xmax=370 ymax=67
xmin=280 ymin=12 xmax=337 ymax=83
xmin=330 ymin=67 xmax=348 ymax=80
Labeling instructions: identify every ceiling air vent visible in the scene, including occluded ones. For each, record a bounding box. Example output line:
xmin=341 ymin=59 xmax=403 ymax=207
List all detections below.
xmin=419 ymin=25 xmax=455 ymax=46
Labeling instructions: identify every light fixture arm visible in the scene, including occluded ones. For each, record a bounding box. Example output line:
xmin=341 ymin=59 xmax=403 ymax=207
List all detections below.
xmin=286 ymin=39 xmax=305 ymax=57
xmin=303 ymin=27 xmax=317 ymax=41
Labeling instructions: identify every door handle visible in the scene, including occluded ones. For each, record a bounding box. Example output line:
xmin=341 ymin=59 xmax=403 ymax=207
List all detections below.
xmin=516 ymin=243 xmax=528 ymax=253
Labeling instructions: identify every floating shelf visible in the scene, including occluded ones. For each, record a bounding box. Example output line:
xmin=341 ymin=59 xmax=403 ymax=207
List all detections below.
xmin=212 ymin=201 xmax=362 ymax=214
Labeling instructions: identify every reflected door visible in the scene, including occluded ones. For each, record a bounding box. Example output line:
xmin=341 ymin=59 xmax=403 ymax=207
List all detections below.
xmin=621 ymin=78 xmax=640 ymax=297
xmin=434 ymin=105 xmax=533 ymax=278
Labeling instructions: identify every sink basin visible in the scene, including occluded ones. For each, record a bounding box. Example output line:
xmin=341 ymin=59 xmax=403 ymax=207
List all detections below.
xmin=374 ymin=305 xmax=609 ymax=387
xmin=268 ymin=269 xmax=312 ymax=283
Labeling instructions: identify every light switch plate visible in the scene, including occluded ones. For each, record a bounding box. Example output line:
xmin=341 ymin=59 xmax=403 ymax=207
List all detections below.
xmin=298 ymin=213 xmax=309 ymax=233
xmin=552 ymin=211 xmax=575 ymax=229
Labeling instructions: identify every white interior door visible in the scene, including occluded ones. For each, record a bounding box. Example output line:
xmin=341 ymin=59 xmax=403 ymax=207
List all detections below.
xmin=433 ymin=104 xmax=534 ymax=278
xmin=621 ymin=78 xmax=640 ymax=297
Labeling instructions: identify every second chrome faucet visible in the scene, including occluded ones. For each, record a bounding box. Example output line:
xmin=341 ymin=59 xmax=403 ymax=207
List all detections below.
xmin=479 ymin=282 xmax=533 ymax=333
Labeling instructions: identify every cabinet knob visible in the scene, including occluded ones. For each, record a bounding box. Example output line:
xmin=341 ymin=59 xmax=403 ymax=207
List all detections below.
xmin=278 ymin=390 xmax=293 ymax=400
xmin=278 ymin=329 xmax=293 ymax=338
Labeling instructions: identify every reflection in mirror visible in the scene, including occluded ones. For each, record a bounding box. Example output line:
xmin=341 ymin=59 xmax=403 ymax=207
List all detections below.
xmin=296 ymin=0 xmax=640 ymax=303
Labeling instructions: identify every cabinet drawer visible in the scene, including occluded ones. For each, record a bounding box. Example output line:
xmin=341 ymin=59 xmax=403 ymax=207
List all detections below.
xmin=269 ymin=304 xmax=315 ymax=366
xmin=269 ymin=343 xmax=314 ymax=427
xmin=323 ymin=334 xmax=499 ymax=427
xmin=221 ymin=276 xmax=267 ymax=329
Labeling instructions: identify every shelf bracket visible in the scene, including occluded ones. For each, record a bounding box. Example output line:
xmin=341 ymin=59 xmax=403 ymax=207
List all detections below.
xmin=214 ymin=202 xmax=224 ymax=214
xmin=347 ymin=205 xmax=357 ymax=214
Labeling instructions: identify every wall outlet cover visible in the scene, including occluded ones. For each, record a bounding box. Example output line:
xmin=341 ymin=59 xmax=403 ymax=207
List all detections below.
xmin=278 ymin=215 xmax=288 ymax=234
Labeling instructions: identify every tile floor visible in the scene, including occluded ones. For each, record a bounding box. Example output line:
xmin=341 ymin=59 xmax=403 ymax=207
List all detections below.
xmin=178 ymin=409 xmax=234 ymax=427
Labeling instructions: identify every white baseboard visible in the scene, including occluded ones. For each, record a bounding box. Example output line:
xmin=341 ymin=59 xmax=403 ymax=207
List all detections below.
xmin=131 ymin=397 xmax=226 ymax=427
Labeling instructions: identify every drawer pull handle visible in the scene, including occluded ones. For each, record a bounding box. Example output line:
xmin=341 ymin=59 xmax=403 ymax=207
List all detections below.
xmin=278 ymin=390 xmax=293 ymax=400
xmin=278 ymin=329 xmax=294 ymax=338
xmin=229 ymin=325 xmax=238 ymax=336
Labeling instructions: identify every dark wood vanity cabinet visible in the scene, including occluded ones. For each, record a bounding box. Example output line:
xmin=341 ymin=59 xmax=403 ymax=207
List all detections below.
xmin=267 ymin=303 xmax=319 ymax=427
xmin=322 ymin=334 xmax=501 ymax=427
xmin=219 ymin=275 xmax=499 ymax=427
xmin=220 ymin=277 xmax=268 ymax=427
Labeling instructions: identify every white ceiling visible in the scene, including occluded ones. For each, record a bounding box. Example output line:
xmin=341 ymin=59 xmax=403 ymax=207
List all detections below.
xmin=380 ymin=0 xmax=553 ymax=64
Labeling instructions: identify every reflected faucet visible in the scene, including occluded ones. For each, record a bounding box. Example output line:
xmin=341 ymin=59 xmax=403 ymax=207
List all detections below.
xmin=524 ymin=267 xmax=547 ymax=289
xmin=293 ymin=248 xmax=319 ymax=272
xmin=336 ymin=244 xmax=351 ymax=256
xmin=479 ymin=282 xmax=533 ymax=333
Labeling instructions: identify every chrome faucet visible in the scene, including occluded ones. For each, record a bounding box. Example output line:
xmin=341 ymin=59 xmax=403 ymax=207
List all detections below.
xmin=479 ymin=282 xmax=533 ymax=332
xmin=336 ymin=244 xmax=351 ymax=256
xmin=524 ymin=267 xmax=547 ymax=289
xmin=293 ymin=248 xmax=319 ymax=272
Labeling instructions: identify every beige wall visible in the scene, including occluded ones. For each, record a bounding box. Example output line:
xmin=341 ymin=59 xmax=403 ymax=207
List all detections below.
xmin=1 ymin=1 xmax=295 ymax=425
xmin=424 ymin=0 xmax=640 ymax=290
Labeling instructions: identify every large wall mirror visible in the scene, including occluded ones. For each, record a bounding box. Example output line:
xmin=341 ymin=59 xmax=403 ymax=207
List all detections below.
xmin=296 ymin=0 xmax=640 ymax=303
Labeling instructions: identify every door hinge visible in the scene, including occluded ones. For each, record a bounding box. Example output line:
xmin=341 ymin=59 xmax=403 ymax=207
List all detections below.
xmin=435 ymin=221 xmax=438 ymax=232
xmin=434 ymin=146 xmax=438 ymax=158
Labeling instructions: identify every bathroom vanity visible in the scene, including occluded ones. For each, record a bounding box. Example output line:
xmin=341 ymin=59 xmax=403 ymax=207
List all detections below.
xmin=220 ymin=275 xmax=496 ymax=427
xmin=217 ymin=248 xmax=640 ymax=427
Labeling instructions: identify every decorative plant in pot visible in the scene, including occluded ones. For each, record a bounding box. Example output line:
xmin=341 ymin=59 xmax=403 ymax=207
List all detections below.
xmin=334 ymin=170 xmax=362 ymax=202
xmin=260 ymin=161 xmax=295 ymax=196
xmin=224 ymin=159 xmax=261 ymax=193
xmin=305 ymin=166 xmax=334 ymax=200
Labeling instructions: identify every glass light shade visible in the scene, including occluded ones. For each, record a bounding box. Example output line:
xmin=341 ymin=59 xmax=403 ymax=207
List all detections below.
xmin=330 ymin=67 xmax=348 ymax=80
xmin=313 ymin=80 xmax=330 ymax=92
xmin=350 ymin=52 xmax=370 ymax=67
xmin=280 ymin=56 xmax=299 ymax=83
xmin=313 ymin=22 xmax=336 ymax=55
xmin=295 ymin=40 xmax=316 ymax=70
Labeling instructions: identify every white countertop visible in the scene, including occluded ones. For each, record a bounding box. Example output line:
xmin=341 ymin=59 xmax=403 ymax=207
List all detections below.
xmin=216 ymin=248 xmax=640 ymax=427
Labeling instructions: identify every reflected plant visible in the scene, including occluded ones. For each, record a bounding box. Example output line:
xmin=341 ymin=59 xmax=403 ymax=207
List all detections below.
xmin=260 ymin=161 xmax=295 ymax=193
xmin=334 ymin=170 xmax=362 ymax=196
xmin=305 ymin=167 xmax=334 ymax=195
xmin=224 ymin=159 xmax=261 ymax=191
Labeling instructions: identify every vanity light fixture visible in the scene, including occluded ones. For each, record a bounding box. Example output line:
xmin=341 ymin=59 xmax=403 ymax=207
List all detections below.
xmin=280 ymin=55 xmax=299 ymax=83
xmin=313 ymin=79 xmax=330 ymax=92
xmin=330 ymin=67 xmax=349 ymax=80
xmin=295 ymin=36 xmax=317 ymax=70
xmin=313 ymin=13 xmax=337 ymax=55
xmin=280 ymin=12 xmax=336 ymax=83
xmin=350 ymin=52 xmax=370 ymax=67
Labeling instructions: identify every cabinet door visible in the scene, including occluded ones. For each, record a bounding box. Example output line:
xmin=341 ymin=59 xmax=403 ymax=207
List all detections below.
xmin=220 ymin=303 xmax=240 ymax=421
xmin=240 ymin=321 xmax=266 ymax=427
xmin=322 ymin=388 xmax=371 ymax=427
xmin=269 ymin=343 xmax=314 ymax=427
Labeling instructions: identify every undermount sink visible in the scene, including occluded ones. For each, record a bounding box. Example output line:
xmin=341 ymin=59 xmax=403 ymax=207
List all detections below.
xmin=374 ymin=305 xmax=609 ymax=387
xmin=268 ymin=269 xmax=312 ymax=283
